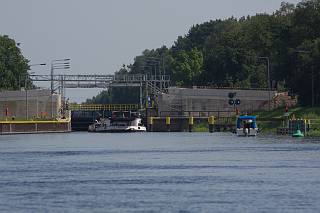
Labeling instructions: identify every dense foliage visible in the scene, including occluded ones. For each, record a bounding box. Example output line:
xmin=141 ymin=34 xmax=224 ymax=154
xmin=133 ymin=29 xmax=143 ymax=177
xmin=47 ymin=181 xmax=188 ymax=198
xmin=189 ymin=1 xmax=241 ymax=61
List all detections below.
xmin=85 ymin=87 xmax=140 ymax=104
xmin=0 ymin=35 xmax=31 ymax=90
xmin=89 ymin=0 xmax=320 ymax=106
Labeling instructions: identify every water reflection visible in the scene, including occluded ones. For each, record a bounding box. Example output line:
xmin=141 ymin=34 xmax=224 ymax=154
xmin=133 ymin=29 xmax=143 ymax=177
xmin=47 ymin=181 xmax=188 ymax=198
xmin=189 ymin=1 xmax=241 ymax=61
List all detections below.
xmin=0 ymin=132 xmax=319 ymax=212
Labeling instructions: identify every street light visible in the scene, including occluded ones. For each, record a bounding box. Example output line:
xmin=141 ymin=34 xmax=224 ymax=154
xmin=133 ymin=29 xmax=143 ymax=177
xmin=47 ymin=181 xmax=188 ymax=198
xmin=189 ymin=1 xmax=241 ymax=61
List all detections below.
xmin=30 ymin=63 xmax=46 ymax=67
xmin=258 ymin=56 xmax=271 ymax=111
xmin=295 ymin=50 xmax=314 ymax=107
xmin=51 ymin=58 xmax=70 ymax=94
xmin=143 ymin=57 xmax=161 ymax=76
xmin=50 ymin=58 xmax=70 ymax=119
xmin=25 ymin=63 xmax=46 ymax=120
xmin=25 ymin=72 xmax=34 ymax=120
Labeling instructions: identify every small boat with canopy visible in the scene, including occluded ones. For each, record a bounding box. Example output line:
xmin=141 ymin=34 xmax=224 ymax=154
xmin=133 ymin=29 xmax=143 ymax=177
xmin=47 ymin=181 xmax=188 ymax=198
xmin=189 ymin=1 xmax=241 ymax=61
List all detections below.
xmin=236 ymin=115 xmax=258 ymax=136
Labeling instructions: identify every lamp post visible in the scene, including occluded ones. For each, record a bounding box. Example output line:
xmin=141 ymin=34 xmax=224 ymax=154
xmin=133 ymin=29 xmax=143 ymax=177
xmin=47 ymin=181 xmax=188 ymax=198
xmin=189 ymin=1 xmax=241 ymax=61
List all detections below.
xmin=25 ymin=63 xmax=46 ymax=120
xmin=295 ymin=50 xmax=314 ymax=107
xmin=258 ymin=56 xmax=271 ymax=111
xmin=51 ymin=59 xmax=70 ymax=94
xmin=50 ymin=58 xmax=70 ymax=119
xmin=30 ymin=63 xmax=46 ymax=67
xmin=145 ymin=56 xmax=161 ymax=89
xmin=145 ymin=57 xmax=161 ymax=79
xmin=142 ymin=57 xmax=161 ymax=109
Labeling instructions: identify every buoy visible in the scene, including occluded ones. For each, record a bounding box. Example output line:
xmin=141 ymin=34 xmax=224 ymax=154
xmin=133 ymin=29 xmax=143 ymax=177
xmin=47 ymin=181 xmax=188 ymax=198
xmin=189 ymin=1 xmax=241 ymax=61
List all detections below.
xmin=292 ymin=129 xmax=304 ymax=137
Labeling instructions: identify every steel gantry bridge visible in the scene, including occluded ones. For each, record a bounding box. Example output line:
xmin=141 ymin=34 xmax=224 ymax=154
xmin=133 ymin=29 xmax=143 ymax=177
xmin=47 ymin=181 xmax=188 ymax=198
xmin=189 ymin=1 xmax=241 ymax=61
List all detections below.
xmin=29 ymin=74 xmax=170 ymax=107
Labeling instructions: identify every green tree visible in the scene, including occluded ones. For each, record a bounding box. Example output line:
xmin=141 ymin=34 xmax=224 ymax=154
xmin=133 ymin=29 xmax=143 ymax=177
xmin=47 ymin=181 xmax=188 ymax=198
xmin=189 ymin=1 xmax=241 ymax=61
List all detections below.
xmin=291 ymin=0 xmax=320 ymax=46
xmin=283 ymin=0 xmax=320 ymax=105
xmin=85 ymin=87 xmax=140 ymax=104
xmin=130 ymin=46 xmax=170 ymax=75
xmin=0 ymin=35 xmax=30 ymax=90
xmin=287 ymin=39 xmax=320 ymax=106
xmin=171 ymin=48 xmax=203 ymax=86
xmin=88 ymin=0 xmax=320 ymax=106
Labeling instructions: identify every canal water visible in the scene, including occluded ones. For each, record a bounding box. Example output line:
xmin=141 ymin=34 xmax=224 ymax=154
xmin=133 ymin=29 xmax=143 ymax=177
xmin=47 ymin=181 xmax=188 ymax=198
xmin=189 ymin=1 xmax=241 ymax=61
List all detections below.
xmin=0 ymin=132 xmax=319 ymax=212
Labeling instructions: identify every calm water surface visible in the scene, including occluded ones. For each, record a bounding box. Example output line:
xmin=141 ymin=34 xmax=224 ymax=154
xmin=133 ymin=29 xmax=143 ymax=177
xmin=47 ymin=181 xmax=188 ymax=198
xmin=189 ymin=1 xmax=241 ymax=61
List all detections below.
xmin=0 ymin=132 xmax=320 ymax=213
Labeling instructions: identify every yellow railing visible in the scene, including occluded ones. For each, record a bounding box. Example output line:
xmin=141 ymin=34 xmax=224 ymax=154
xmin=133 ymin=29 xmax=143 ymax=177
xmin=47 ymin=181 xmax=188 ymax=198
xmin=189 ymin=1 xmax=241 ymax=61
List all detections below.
xmin=69 ymin=104 xmax=139 ymax=111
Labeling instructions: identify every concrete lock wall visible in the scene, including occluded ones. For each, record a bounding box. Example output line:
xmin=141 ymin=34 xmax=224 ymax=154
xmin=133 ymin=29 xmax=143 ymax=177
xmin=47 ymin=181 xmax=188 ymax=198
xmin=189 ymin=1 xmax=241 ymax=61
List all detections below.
xmin=158 ymin=87 xmax=279 ymax=116
xmin=0 ymin=89 xmax=61 ymax=120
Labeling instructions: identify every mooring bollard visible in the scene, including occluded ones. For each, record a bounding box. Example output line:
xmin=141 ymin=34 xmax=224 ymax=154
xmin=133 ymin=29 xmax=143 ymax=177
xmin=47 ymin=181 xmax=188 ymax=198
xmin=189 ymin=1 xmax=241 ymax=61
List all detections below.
xmin=208 ymin=116 xmax=215 ymax=133
xmin=307 ymin=119 xmax=311 ymax=132
xmin=304 ymin=119 xmax=307 ymax=134
xmin=166 ymin=116 xmax=171 ymax=132
xmin=189 ymin=116 xmax=194 ymax=132
xmin=149 ymin=117 xmax=154 ymax=132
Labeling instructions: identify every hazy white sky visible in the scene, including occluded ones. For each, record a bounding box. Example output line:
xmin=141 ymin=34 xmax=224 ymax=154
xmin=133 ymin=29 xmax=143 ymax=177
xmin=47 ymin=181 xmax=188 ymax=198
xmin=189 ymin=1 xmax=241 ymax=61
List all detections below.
xmin=0 ymin=0 xmax=301 ymax=101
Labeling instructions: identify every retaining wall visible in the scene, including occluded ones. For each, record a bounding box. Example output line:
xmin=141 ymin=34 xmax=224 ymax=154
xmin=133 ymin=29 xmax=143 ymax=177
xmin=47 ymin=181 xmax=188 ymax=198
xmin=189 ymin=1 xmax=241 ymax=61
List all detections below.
xmin=0 ymin=89 xmax=61 ymax=120
xmin=158 ymin=87 xmax=295 ymax=116
xmin=0 ymin=120 xmax=71 ymax=134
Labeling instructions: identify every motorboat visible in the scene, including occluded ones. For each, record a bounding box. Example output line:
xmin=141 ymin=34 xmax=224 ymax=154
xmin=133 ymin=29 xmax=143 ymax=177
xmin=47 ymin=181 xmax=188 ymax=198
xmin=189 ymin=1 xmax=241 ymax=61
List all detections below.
xmin=236 ymin=115 xmax=258 ymax=136
xmin=88 ymin=111 xmax=146 ymax=133
xmin=88 ymin=118 xmax=110 ymax=132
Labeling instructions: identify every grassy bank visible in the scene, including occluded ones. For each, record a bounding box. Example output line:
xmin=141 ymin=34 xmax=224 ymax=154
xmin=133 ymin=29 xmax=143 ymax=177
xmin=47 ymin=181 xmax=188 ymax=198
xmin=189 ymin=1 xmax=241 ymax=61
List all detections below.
xmin=193 ymin=121 xmax=210 ymax=132
xmin=190 ymin=107 xmax=320 ymax=136
xmin=254 ymin=107 xmax=320 ymax=136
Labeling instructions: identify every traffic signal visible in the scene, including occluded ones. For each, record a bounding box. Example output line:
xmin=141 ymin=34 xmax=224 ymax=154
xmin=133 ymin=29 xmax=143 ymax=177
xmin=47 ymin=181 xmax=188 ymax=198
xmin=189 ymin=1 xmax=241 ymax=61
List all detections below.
xmin=228 ymin=92 xmax=236 ymax=99
xmin=228 ymin=92 xmax=241 ymax=106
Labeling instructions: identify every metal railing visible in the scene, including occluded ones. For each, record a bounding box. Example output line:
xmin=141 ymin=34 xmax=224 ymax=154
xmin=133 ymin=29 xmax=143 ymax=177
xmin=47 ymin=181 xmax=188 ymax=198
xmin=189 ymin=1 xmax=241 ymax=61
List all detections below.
xmin=69 ymin=104 xmax=139 ymax=111
xmin=159 ymin=110 xmax=236 ymax=119
xmin=30 ymin=74 xmax=170 ymax=84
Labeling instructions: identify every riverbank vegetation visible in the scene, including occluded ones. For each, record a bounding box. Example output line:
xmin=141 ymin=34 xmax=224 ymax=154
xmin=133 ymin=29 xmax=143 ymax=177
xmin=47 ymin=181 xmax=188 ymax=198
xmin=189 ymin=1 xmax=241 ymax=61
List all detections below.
xmin=193 ymin=107 xmax=320 ymax=136
xmin=87 ymin=0 xmax=320 ymax=108
xmin=254 ymin=107 xmax=320 ymax=136
xmin=1 ymin=1 xmax=320 ymax=109
xmin=193 ymin=121 xmax=210 ymax=132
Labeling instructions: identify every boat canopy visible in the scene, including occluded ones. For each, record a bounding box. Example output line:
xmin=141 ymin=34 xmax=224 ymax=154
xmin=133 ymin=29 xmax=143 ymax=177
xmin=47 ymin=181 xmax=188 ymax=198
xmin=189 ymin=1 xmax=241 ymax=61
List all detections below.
xmin=236 ymin=116 xmax=257 ymax=129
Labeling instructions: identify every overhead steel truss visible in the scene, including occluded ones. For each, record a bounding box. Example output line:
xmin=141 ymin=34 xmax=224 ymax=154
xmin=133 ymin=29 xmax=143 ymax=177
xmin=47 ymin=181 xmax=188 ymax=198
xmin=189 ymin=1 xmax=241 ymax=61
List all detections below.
xmin=30 ymin=74 xmax=170 ymax=89
xmin=29 ymin=74 xmax=171 ymax=81
xmin=30 ymin=74 xmax=112 ymax=89
xmin=29 ymin=74 xmax=170 ymax=108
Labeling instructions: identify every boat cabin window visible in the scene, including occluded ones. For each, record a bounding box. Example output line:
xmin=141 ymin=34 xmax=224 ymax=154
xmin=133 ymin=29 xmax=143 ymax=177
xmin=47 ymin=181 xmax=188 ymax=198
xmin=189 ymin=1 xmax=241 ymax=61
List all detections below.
xmin=242 ymin=120 xmax=255 ymax=128
xmin=237 ymin=116 xmax=257 ymax=129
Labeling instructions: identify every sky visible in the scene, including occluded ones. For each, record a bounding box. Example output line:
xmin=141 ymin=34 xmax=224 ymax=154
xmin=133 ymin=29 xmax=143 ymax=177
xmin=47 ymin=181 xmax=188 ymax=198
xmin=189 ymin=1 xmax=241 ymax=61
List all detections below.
xmin=0 ymin=0 xmax=301 ymax=102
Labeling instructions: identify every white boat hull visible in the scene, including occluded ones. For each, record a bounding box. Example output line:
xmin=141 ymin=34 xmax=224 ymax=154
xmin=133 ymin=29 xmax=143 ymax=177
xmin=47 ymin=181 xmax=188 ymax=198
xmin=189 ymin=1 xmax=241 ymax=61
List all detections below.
xmin=88 ymin=117 xmax=146 ymax=133
xmin=236 ymin=128 xmax=258 ymax=137
xmin=99 ymin=125 xmax=146 ymax=132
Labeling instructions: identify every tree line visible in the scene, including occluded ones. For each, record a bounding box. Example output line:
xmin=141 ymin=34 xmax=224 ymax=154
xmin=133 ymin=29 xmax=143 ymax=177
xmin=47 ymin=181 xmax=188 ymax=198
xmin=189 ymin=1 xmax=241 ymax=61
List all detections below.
xmin=1 ymin=1 xmax=320 ymax=107
xmin=88 ymin=0 xmax=320 ymax=106
xmin=0 ymin=35 xmax=30 ymax=90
